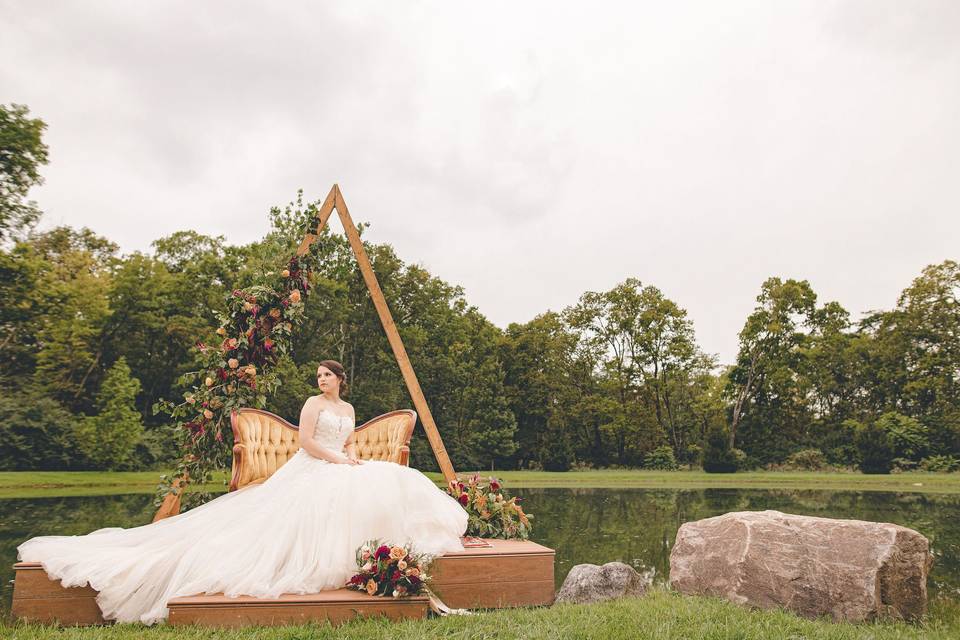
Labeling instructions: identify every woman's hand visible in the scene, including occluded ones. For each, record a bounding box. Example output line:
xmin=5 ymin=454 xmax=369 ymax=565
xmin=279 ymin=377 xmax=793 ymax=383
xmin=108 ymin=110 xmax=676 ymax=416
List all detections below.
xmin=347 ymin=455 xmax=364 ymax=465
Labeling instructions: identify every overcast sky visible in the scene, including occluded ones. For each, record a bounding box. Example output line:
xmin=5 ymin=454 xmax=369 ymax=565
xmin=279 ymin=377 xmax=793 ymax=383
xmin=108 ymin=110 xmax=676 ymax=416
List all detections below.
xmin=3 ymin=1 xmax=958 ymax=364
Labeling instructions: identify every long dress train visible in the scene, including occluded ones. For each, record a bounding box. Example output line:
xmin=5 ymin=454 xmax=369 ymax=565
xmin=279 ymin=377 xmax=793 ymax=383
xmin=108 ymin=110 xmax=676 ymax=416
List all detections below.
xmin=17 ymin=409 xmax=468 ymax=624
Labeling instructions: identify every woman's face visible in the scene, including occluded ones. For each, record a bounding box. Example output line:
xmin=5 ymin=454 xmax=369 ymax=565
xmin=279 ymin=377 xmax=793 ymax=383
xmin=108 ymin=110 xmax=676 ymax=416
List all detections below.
xmin=316 ymin=366 xmax=340 ymax=394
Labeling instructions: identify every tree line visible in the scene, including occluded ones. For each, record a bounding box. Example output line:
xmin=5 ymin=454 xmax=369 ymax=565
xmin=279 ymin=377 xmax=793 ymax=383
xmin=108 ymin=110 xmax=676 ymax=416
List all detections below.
xmin=1 ymin=104 xmax=957 ymax=474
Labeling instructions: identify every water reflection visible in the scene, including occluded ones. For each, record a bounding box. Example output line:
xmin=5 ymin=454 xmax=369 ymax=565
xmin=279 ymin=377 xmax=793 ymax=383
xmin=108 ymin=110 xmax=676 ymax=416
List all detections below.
xmin=518 ymin=488 xmax=960 ymax=598
xmin=2 ymin=488 xmax=958 ymax=615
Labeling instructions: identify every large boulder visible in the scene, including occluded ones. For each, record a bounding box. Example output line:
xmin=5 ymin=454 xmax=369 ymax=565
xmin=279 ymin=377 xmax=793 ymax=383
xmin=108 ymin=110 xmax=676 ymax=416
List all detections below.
xmin=669 ymin=510 xmax=933 ymax=622
xmin=556 ymin=561 xmax=651 ymax=604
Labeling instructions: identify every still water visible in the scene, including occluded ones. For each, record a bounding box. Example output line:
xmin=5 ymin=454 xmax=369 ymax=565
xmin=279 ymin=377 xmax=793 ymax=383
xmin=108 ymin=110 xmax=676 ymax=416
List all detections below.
xmin=3 ymin=488 xmax=958 ymax=614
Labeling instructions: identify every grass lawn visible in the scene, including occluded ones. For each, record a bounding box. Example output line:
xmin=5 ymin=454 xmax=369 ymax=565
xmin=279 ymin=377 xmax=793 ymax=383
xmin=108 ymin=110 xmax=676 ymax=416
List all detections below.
xmin=1 ymin=469 xmax=958 ymax=499
xmin=3 ymin=588 xmax=959 ymax=640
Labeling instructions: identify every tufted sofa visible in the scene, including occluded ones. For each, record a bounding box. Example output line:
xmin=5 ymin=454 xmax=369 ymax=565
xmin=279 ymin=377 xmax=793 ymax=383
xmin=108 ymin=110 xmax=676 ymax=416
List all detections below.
xmin=228 ymin=408 xmax=417 ymax=491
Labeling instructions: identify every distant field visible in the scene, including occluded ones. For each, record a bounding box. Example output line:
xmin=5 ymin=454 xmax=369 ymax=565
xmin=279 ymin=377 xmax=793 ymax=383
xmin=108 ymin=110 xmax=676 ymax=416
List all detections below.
xmin=1 ymin=469 xmax=957 ymax=499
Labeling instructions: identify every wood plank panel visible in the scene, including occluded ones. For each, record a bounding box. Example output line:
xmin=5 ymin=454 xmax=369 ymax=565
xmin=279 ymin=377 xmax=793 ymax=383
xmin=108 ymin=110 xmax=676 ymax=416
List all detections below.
xmin=11 ymin=596 xmax=106 ymax=626
xmin=13 ymin=563 xmax=98 ymax=599
xmin=429 ymin=579 xmax=556 ymax=609
xmin=431 ymin=554 xmax=554 ymax=584
xmin=167 ymin=590 xmax=428 ymax=627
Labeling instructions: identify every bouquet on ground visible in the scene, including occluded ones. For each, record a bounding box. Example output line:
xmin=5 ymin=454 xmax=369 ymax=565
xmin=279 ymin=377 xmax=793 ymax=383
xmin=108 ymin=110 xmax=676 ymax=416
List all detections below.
xmin=449 ymin=474 xmax=532 ymax=540
xmin=346 ymin=540 xmax=431 ymax=597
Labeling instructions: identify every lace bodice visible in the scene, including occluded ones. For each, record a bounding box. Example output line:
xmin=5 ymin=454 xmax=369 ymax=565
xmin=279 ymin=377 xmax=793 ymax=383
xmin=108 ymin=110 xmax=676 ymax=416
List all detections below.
xmin=311 ymin=408 xmax=355 ymax=451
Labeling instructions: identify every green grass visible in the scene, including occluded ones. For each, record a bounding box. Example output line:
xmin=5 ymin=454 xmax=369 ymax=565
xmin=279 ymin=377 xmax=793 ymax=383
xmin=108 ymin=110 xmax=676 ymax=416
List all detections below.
xmin=3 ymin=588 xmax=959 ymax=639
xmin=2 ymin=469 xmax=957 ymax=499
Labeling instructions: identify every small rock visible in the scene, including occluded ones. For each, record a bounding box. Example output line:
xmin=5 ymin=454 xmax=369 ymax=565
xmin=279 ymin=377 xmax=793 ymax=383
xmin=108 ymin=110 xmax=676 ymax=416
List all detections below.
xmin=556 ymin=561 xmax=651 ymax=604
xmin=669 ymin=510 xmax=933 ymax=622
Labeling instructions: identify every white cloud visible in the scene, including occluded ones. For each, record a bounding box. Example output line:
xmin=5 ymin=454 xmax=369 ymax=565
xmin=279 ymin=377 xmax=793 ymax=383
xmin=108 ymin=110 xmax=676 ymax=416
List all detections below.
xmin=2 ymin=0 xmax=958 ymax=363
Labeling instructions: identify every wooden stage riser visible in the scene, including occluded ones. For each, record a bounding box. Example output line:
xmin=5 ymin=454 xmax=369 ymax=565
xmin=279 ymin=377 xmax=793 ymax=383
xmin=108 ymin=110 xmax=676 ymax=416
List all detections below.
xmin=12 ymin=539 xmax=557 ymax=626
xmin=12 ymin=565 xmax=105 ymax=626
xmin=168 ymin=602 xmax=428 ymax=627
xmin=430 ymin=580 xmax=556 ymax=609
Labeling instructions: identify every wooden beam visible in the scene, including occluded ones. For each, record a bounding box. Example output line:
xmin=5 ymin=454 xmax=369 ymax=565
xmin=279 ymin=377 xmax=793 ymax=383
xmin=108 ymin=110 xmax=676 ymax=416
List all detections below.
xmin=295 ymin=184 xmax=338 ymax=257
xmin=333 ymin=185 xmax=458 ymax=486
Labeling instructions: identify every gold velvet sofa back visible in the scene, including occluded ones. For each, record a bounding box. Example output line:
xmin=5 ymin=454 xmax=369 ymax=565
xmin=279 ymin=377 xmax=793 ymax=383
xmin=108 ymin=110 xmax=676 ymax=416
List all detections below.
xmin=229 ymin=408 xmax=417 ymax=491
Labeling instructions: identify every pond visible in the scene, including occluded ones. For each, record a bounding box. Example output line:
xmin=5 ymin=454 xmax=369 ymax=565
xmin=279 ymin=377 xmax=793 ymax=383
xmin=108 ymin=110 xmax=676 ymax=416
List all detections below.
xmin=3 ymin=488 xmax=958 ymax=615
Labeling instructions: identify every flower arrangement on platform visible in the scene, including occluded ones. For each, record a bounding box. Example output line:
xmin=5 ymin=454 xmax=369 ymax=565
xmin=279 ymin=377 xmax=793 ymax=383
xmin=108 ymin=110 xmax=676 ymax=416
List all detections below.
xmin=153 ymin=198 xmax=329 ymax=509
xmin=449 ymin=474 xmax=532 ymax=540
xmin=346 ymin=540 xmax=430 ymax=597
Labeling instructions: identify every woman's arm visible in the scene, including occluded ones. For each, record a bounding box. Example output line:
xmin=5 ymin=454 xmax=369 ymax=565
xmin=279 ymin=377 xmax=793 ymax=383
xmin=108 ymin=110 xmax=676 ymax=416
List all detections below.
xmin=344 ymin=405 xmax=363 ymax=464
xmin=298 ymin=398 xmax=357 ymax=465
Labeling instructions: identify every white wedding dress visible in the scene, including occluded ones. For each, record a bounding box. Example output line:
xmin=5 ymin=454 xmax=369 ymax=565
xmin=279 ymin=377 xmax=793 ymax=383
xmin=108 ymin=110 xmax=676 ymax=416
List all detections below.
xmin=18 ymin=409 xmax=468 ymax=624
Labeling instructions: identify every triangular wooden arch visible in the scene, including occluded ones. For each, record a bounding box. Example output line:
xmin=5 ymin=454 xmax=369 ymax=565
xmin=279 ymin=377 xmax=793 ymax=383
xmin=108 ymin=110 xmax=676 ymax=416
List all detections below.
xmin=297 ymin=184 xmax=457 ymax=485
xmin=154 ymin=185 xmax=458 ymax=521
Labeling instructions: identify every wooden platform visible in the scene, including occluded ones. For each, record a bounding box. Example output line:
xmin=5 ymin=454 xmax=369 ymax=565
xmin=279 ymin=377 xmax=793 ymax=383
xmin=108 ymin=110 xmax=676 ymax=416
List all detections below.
xmin=12 ymin=538 xmax=556 ymax=625
xmin=12 ymin=562 xmax=106 ymax=626
xmin=167 ymin=590 xmax=429 ymax=627
xmin=429 ymin=539 xmax=556 ymax=609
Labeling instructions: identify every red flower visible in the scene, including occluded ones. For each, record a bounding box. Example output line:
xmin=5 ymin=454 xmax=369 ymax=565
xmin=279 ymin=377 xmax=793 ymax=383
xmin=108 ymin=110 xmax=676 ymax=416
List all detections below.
xmin=490 ymin=481 xmax=501 ymax=492
xmin=392 ymin=570 xmax=402 ymax=581
xmin=458 ymin=493 xmax=469 ymax=506
xmin=408 ymin=575 xmax=421 ymax=587
xmin=375 ymin=545 xmax=391 ymax=559
xmin=348 ymin=574 xmax=364 ymax=585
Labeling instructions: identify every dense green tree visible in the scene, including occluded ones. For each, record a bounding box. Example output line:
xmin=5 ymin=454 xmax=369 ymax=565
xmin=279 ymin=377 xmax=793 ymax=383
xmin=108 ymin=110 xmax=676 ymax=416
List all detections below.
xmin=702 ymin=424 xmax=738 ymax=473
xmin=0 ymin=103 xmax=48 ymax=244
xmin=855 ymin=420 xmax=895 ymax=474
xmin=0 ymin=386 xmax=80 ymax=470
xmin=75 ymin=357 xmax=144 ymax=470
xmin=726 ymin=277 xmax=817 ymax=452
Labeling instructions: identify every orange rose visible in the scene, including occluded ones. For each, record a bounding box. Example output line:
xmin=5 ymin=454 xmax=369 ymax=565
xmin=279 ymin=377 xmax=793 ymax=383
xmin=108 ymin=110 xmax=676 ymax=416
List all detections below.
xmin=215 ymin=327 xmax=226 ymax=336
xmin=228 ymin=358 xmax=239 ymax=369
xmin=390 ymin=546 xmax=406 ymax=561
xmin=269 ymin=309 xmax=281 ymax=319
xmin=365 ymin=579 xmax=377 ymax=596
xmin=245 ymin=365 xmax=257 ymax=377
xmin=398 ymin=560 xmax=407 ymax=571
xmin=406 ymin=568 xmax=420 ymax=577
xmin=204 ymin=377 xmax=214 ymax=387
xmin=282 ymin=269 xmax=290 ymax=278
xmin=203 ymin=409 xmax=214 ymax=420
xmin=290 ymin=290 xmax=301 ymax=304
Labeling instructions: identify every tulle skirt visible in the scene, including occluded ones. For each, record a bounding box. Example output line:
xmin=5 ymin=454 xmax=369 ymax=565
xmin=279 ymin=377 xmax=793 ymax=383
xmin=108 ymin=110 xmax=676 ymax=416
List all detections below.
xmin=17 ymin=451 xmax=468 ymax=624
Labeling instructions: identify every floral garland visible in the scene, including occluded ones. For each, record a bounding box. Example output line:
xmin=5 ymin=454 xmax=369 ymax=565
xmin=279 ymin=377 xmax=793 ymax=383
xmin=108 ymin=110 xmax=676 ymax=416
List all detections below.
xmin=449 ymin=475 xmax=532 ymax=540
xmin=155 ymin=242 xmax=323 ymax=509
xmin=346 ymin=540 xmax=429 ymax=597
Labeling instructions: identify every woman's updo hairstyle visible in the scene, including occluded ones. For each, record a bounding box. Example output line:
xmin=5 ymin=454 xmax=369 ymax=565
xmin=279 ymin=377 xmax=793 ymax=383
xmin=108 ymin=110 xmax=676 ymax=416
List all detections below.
xmin=317 ymin=359 xmax=348 ymax=398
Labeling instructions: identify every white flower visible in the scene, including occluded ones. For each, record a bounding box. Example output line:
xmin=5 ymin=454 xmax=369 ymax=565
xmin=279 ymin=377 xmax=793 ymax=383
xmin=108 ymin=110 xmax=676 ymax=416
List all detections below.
xmin=392 ymin=590 xmax=399 ymax=598
xmin=362 ymin=562 xmax=372 ymax=572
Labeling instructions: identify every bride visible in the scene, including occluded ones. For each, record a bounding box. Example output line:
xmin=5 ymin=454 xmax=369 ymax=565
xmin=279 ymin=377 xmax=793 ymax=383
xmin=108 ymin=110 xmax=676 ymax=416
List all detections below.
xmin=17 ymin=360 xmax=468 ymax=625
